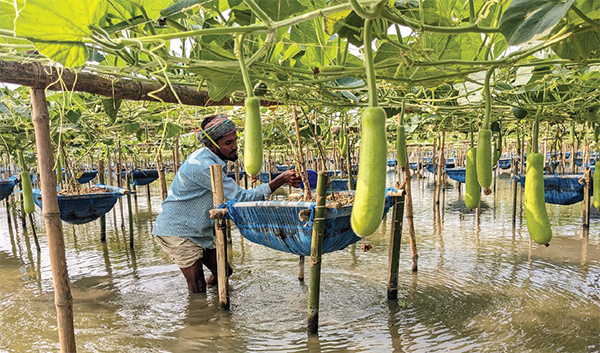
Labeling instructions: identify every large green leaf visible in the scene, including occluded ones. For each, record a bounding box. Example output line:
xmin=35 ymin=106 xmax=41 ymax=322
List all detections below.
xmin=499 ymin=0 xmax=575 ymax=46
xmin=0 ymin=0 xmax=28 ymax=44
xmin=14 ymin=0 xmax=107 ymax=67
xmin=191 ymin=67 xmax=245 ymax=101
xmin=552 ymin=29 xmax=600 ymax=60
xmin=256 ymin=0 xmax=308 ymax=22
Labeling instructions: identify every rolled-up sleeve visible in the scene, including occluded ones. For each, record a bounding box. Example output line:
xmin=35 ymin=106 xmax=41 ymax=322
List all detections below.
xmin=223 ymin=172 xmax=271 ymax=202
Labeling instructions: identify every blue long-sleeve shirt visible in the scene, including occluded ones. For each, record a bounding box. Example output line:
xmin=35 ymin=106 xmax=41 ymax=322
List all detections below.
xmin=152 ymin=147 xmax=271 ymax=248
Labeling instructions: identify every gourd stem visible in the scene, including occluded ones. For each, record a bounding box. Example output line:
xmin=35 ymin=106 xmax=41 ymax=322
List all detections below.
xmin=234 ymin=35 xmax=254 ymax=97
xmin=363 ymin=19 xmax=378 ymax=107
xmin=399 ymin=100 xmax=405 ymax=125
xmin=482 ymin=66 xmax=496 ymax=130
xmin=470 ymin=122 xmax=474 ymax=148
xmin=532 ymin=107 xmax=541 ymax=154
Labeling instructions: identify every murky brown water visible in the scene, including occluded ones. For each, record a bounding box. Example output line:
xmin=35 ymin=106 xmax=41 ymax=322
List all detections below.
xmin=1 ymin=171 xmax=599 ymax=352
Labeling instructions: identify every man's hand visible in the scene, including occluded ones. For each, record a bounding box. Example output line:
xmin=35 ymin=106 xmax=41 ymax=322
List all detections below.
xmin=268 ymin=170 xmax=301 ymax=192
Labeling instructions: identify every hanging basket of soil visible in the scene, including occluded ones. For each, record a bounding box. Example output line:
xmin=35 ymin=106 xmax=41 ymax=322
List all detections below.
xmin=0 ymin=178 xmax=17 ymax=201
xmin=516 ymin=174 xmax=592 ymax=205
xmin=221 ymin=190 xmax=394 ymax=256
xmin=32 ymin=184 xmax=127 ymax=224
xmin=76 ymin=170 xmax=98 ymax=184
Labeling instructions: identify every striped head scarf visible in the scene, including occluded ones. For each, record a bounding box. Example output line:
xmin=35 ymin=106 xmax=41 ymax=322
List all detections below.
xmin=197 ymin=115 xmax=237 ymax=144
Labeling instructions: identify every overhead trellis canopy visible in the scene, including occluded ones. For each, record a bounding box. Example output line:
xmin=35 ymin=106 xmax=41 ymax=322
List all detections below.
xmin=0 ymin=0 xmax=598 ymax=130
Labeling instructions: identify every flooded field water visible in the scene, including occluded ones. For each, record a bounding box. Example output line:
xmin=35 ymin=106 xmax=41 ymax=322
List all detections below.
xmin=1 ymin=171 xmax=599 ymax=352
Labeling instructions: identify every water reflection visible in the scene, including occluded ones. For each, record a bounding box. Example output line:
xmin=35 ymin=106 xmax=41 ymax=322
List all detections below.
xmin=0 ymin=178 xmax=598 ymax=352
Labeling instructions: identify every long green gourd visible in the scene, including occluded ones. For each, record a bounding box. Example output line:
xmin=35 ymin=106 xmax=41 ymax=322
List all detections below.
xmin=19 ymin=152 xmax=34 ymax=214
xmin=465 ymin=126 xmax=480 ymax=209
xmin=477 ymin=67 xmax=496 ymax=189
xmin=351 ymin=18 xmax=387 ymax=237
xmin=235 ymin=35 xmax=262 ymax=176
xmin=525 ymin=109 xmax=552 ymax=246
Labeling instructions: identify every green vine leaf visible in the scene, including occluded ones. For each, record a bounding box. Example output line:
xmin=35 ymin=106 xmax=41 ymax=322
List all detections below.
xmin=499 ymin=0 xmax=575 ymax=46
xmin=14 ymin=0 xmax=107 ymax=67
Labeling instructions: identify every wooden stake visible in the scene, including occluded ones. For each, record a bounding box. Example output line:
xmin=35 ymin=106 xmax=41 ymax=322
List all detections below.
xmin=387 ymin=194 xmax=405 ymax=299
xmin=435 ymin=132 xmax=445 ymax=204
xmin=583 ymin=167 xmax=591 ymax=228
xmin=98 ymin=159 xmax=107 ymax=242
xmin=174 ymin=135 xmax=180 ymax=174
xmin=157 ymin=152 xmax=168 ymax=200
xmin=293 ymin=106 xmax=312 ymax=200
xmin=126 ymin=173 xmax=134 ymax=248
xmin=210 ymin=164 xmax=230 ymax=309
xmin=307 ymin=171 xmax=328 ymax=333
xmin=298 ymin=255 xmax=305 ymax=281
xmin=403 ymin=165 xmax=418 ymax=272
xmin=31 ymin=88 xmax=76 ymax=353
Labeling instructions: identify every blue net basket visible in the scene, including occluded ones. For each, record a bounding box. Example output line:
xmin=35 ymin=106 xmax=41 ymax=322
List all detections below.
xmin=0 ymin=179 xmax=17 ymax=201
xmin=224 ymin=191 xmax=394 ymax=256
xmin=445 ymin=168 xmax=466 ymax=183
xmin=498 ymin=159 xmax=511 ymax=170
xmin=131 ymin=169 xmax=159 ymax=186
xmin=32 ymin=184 xmax=126 ymax=224
xmin=516 ymin=174 xmax=592 ymax=205
xmin=77 ymin=170 xmax=98 ymax=184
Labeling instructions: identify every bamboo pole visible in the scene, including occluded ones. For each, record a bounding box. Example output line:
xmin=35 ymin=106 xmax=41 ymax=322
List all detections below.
xmin=403 ymin=165 xmax=418 ymax=271
xmin=293 ymin=106 xmax=312 ymax=200
xmin=157 ymin=152 xmax=168 ymax=200
xmin=98 ymin=159 xmax=107 ymax=242
xmin=435 ymin=132 xmax=445 ymax=204
xmin=28 ymin=213 xmax=40 ymax=252
xmin=307 ymin=171 xmax=328 ymax=333
xmin=31 ymin=88 xmax=76 ymax=353
xmin=387 ymin=194 xmax=405 ymax=299
xmin=298 ymin=255 xmax=305 ymax=281
xmin=174 ymin=135 xmax=180 ymax=174
xmin=210 ymin=164 xmax=230 ymax=309
xmin=583 ymin=167 xmax=591 ymax=228
xmin=126 ymin=173 xmax=134 ymax=248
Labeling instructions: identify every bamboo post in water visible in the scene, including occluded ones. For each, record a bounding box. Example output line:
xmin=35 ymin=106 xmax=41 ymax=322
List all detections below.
xmin=31 ymin=88 xmax=76 ymax=353
xmin=157 ymin=152 xmax=168 ymax=200
xmin=298 ymin=255 xmax=305 ymax=281
xmin=307 ymin=171 xmax=328 ymax=333
xmin=28 ymin=213 xmax=40 ymax=252
xmin=98 ymin=159 xmax=107 ymax=242
xmin=126 ymin=173 xmax=134 ymax=248
xmin=387 ymin=193 xmax=405 ymax=299
xmin=403 ymin=165 xmax=418 ymax=271
xmin=174 ymin=135 xmax=180 ymax=174
xmin=210 ymin=164 xmax=230 ymax=309
xmin=435 ymin=132 xmax=445 ymax=204
xmin=583 ymin=167 xmax=591 ymax=228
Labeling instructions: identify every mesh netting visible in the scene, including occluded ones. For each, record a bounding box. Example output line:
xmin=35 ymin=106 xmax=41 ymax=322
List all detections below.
xmin=224 ymin=191 xmax=394 ymax=256
xmin=516 ymin=174 xmax=592 ymax=205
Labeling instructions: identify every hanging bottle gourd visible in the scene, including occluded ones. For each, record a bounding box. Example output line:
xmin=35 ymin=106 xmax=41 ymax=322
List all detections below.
xmin=525 ymin=108 xmax=552 ymax=246
xmin=350 ymin=17 xmax=387 ymax=237
xmin=465 ymin=123 xmax=481 ymax=210
xmin=235 ymin=35 xmax=262 ymax=176
xmin=477 ymin=67 xmax=496 ymax=193
xmin=19 ymin=150 xmax=34 ymax=214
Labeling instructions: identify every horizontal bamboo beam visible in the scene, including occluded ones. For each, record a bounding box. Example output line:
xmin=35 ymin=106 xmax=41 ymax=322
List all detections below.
xmin=0 ymin=59 xmax=280 ymax=107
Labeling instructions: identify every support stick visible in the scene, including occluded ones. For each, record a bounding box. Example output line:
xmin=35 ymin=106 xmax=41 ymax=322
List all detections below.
xmin=210 ymin=164 xmax=230 ymax=309
xmin=126 ymin=173 xmax=134 ymax=248
xmin=31 ymin=88 xmax=76 ymax=353
xmin=298 ymin=255 xmax=305 ymax=281
xmin=387 ymin=194 xmax=405 ymax=299
xmin=307 ymin=171 xmax=328 ymax=333
xmin=98 ymin=159 xmax=107 ymax=242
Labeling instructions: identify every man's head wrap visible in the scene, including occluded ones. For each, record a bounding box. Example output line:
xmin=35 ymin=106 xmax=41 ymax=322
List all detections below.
xmin=197 ymin=115 xmax=237 ymax=144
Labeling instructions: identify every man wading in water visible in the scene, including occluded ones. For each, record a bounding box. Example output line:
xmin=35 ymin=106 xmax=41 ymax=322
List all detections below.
xmin=153 ymin=114 xmax=301 ymax=292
